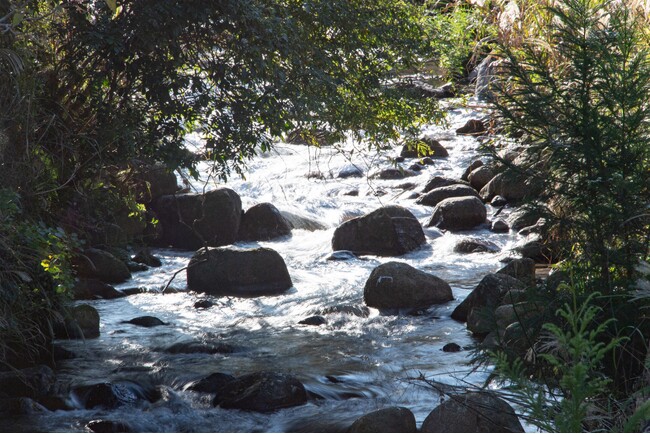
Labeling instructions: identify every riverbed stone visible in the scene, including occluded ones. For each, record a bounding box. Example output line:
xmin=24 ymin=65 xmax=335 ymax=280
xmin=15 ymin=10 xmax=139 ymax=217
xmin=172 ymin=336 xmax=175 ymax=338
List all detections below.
xmin=468 ymin=165 xmax=495 ymax=191
xmin=461 ymin=160 xmax=484 ymax=181
xmin=162 ymin=341 xmax=235 ymax=354
xmin=152 ymin=188 xmax=242 ymax=250
xmin=76 ymin=248 xmax=131 ymax=284
xmin=73 ymin=381 xmax=161 ymax=410
xmin=123 ymin=316 xmax=167 ymax=328
xmin=238 ymin=203 xmax=292 ymax=241
xmin=416 ymin=184 xmax=479 ymax=207
xmin=320 ymin=305 xmax=370 ymax=318
xmin=86 ymin=419 xmax=135 ymax=433
xmin=454 ymin=238 xmax=500 ymax=254
xmin=480 ymin=171 xmax=534 ymax=203
xmin=372 ymin=168 xmax=417 ymax=180
xmin=54 ymin=304 xmax=100 ymax=340
xmin=72 ymin=278 xmax=126 ymax=300
xmin=280 ymin=211 xmax=327 ymax=231
xmin=456 ymin=119 xmax=487 ymax=136
xmin=491 ymin=219 xmax=509 ymax=233
xmin=451 ymin=274 xmax=525 ymax=323
xmin=348 ymin=406 xmax=417 ymax=433
xmin=442 ymin=343 xmax=462 ymax=353
xmin=422 ymin=176 xmax=468 ymax=193
xmin=299 ymin=316 xmax=328 ymax=326
xmin=400 ymin=137 xmax=448 ymax=159
xmin=331 ymin=205 xmax=425 ymax=256
xmin=497 ymin=258 xmax=536 ymax=286
xmin=187 ymin=373 xmax=236 ymax=394
xmin=421 ymin=392 xmax=523 ymax=432
xmin=132 ymin=249 xmax=162 ymax=267
xmin=338 ymin=164 xmax=364 ymax=178
xmin=187 ymin=246 xmax=292 ymax=297
xmin=507 ymin=209 xmax=542 ymax=231
xmin=364 ymin=262 xmax=453 ymax=310
xmin=426 ymin=196 xmax=487 ymax=231
xmin=213 ymin=371 xmax=308 ymax=412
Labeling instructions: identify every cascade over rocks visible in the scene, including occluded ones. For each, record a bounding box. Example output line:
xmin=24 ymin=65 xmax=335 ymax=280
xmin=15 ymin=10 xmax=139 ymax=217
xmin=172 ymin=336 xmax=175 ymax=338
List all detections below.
xmin=75 ymin=248 xmax=131 ymax=284
xmin=332 ymin=206 xmax=425 ymax=256
xmin=421 ymin=392 xmax=524 ymax=432
xmin=152 ymin=188 xmax=242 ymax=250
xmin=186 ymin=246 xmax=292 ymax=297
xmin=348 ymin=407 xmax=417 ymax=433
xmin=213 ymin=371 xmax=308 ymax=412
xmin=426 ymin=196 xmax=487 ymax=231
xmin=416 ymin=184 xmax=479 ymax=207
xmin=364 ymin=262 xmax=453 ymax=309
xmin=237 ymin=203 xmax=292 ymax=241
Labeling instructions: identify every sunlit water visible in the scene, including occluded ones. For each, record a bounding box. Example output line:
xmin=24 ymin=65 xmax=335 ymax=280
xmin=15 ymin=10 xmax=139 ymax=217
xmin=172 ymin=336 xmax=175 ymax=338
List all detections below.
xmin=7 ymin=103 xmax=532 ymax=432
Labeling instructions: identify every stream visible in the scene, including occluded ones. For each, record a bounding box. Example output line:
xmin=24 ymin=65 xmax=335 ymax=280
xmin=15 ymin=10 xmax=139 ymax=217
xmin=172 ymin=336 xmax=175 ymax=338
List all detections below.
xmin=7 ymin=101 xmax=530 ymax=432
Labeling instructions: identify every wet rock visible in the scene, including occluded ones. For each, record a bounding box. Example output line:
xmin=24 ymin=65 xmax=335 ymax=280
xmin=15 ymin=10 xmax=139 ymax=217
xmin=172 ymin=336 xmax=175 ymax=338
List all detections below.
xmin=162 ymin=341 xmax=235 ymax=354
xmin=151 ymin=188 xmax=242 ymax=250
xmin=299 ymin=316 xmax=328 ymax=326
xmin=416 ymin=184 xmax=479 ymax=207
xmin=186 ymin=373 xmax=236 ymax=394
xmin=126 ymin=261 xmax=148 ymax=272
xmin=73 ymin=381 xmax=161 ymax=409
xmin=0 ymin=365 xmax=55 ymax=399
xmin=327 ymin=250 xmax=358 ymax=261
xmin=72 ymin=278 xmax=126 ymax=300
xmin=451 ymin=274 xmax=525 ymax=323
xmin=120 ymin=287 xmax=148 ymax=296
xmin=238 ymin=203 xmax=292 ymax=241
xmin=372 ymin=168 xmax=417 ymax=180
xmin=421 ymin=392 xmax=523 ymax=432
xmin=497 ymin=258 xmax=536 ymax=286
xmin=332 ymin=205 xmax=425 ymax=256
xmin=480 ymin=171 xmax=536 ymax=203
xmin=280 ymin=211 xmax=327 ymax=231
xmin=364 ymin=262 xmax=453 ymax=310
xmin=344 ymin=190 xmax=359 ymax=197
xmin=442 ymin=343 xmax=462 ymax=353
xmin=420 ymin=157 xmax=435 ymax=166
xmin=491 ymin=219 xmax=509 ymax=233
xmin=408 ymin=163 xmax=423 ymax=172
xmin=76 ymin=248 xmax=131 ymax=284
xmin=86 ymin=420 xmax=135 ymax=433
xmin=54 ymin=304 xmax=100 ymax=339
xmin=400 ymin=138 xmax=448 ymax=159
xmin=454 ymin=238 xmax=500 ymax=254
xmin=194 ymin=299 xmax=214 ymax=309
xmin=123 ymin=316 xmax=167 ymax=328
xmin=213 ymin=371 xmax=308 ymax=412
xmin=348 ymin=406 xmax=417 ymax=433
xmin=321 ymin=305 xmax=370 ymax=318
xmin=426 ymin=196 xmax=487 ymax=231
xmin=338 ymin=164 xmax=364 ymax=178
xmin=456 ymin=119 xmax=487 ymax=136
xmin=491 ymin=195 xmax=508 ymax=206
xmin=422 ymin=176 xmax=468 ymax=193
xmin=132 ymin=249 xmax=162 ymax=267
xmin=461 ymin=160 xmax=484 ymax=181
xmin=468 ymin=165 xmax=495 ymax=191
xmin=187 ymin=246 xmax=292 ymax=297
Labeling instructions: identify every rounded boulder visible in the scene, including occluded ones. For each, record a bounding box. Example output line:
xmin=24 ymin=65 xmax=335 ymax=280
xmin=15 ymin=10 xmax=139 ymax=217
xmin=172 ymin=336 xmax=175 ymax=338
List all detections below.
xmin=426 ymin=196 xmax=487 ymax=231
xmin=237 ymin=203 xmax=292 ymax=241
xmin=364 ymin=262 xmax=453 ymax=309
xmin=186 ymin=246 xmax=292 ymax=297
xmin=213 ymin=371 xmax=307 ymax=412
xmin=332 ymin=206 xmax=425 ymax=256
xmin=416 ymin=184 xmax=479 ymax=207
xmin=348 ymin=407 xmax=417 ymax=433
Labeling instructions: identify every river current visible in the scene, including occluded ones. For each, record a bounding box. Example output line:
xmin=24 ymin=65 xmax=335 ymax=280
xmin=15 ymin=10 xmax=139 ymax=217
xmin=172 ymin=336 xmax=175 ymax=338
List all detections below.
xmin=10 ymin=102 xmax=530 ymax=432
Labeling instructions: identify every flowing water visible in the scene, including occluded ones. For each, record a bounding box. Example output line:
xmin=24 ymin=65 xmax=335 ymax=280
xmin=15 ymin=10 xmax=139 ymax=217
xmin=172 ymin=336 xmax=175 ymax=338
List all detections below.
xmin=7 ymin=102 xmax=530 ymax=432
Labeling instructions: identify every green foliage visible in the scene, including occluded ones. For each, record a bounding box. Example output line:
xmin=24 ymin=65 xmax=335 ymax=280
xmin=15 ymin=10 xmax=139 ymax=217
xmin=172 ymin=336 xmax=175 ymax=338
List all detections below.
xmin=492 ymin=0 xmax=650 ymax=292
xmin=493 ymin=290 xmax=623 ymax=432
xmin=425 ymin=2 xmax=496 ymax=79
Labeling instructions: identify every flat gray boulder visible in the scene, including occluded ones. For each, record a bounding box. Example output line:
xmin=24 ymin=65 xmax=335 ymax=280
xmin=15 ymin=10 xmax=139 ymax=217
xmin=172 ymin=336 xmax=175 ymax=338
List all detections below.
xmin=187 ymin=247 xmax=292 ymax=297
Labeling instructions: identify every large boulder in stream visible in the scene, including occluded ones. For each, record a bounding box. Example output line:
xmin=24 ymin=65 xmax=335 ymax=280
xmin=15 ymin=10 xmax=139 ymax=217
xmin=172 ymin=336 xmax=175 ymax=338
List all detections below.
xmin=422 ymin=176 xmax=468 ymax=193
xmin=426 ymin=196 xmax=487 ymax=231
xmin=416 ymin=184 xmax=479 ymax=207
xmin=237 ymin=203 xmax=292 ymax=241
xmin=75 ymin=248 xmax=131 ymax=284
xmin=186 ymin=246 xmax=292 ymax=297
xmin=480 ymin=171 xmax=537 ymax=203
xmin=421 ymin=392 xmax=523 ymax=432
xmin=400 ymin=137 xmax=448 ymax=159
xmin=331 ymin=206 xmax=425 ymax=256
xmin=348 ymin=407 xmax=417 ymax=432
xmin=151 ymin=188 xmax=242 ymax=250
xmin=213 ymin=371 xmax=307 ymax=412
xmin=364 ymin=262 xmax=453 ymax=310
